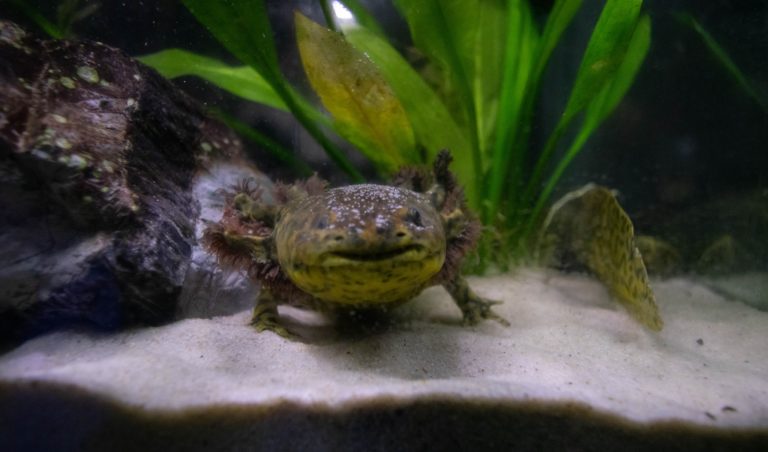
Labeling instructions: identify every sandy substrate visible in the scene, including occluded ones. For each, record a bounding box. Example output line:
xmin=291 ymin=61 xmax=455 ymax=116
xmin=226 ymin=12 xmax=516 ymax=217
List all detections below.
xmin=1 ymin=269 xmax=766 ymax=449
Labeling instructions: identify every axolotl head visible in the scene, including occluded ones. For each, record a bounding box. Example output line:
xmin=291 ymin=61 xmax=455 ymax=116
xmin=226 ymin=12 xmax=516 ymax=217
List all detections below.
xmin=274 ymin=184 xmax=446 ymax=306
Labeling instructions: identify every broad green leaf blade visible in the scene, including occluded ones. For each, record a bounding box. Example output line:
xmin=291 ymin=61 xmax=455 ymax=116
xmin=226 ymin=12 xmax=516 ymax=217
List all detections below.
xmin=523 ymin=0 xmax=643 ymax=214
xmin=525 ymin=15 xmax=651 ymax=238
xmin=394 ymin=0 xmax=482 ymax=178
xmin=344 ymin=27 xmax=478 ymax=207
xmin=484 ymin=0 xmax=538 ymax=222
xmin=394 ymin=0 xmax=474 ymax=120
xmin=470 ymin=0 xmax=509 ymax=154
xmin=589 ymin=14 xmax=651 ymax=124
xmin=181 ymin=0 xmax=280 ymax=85
xmin=295 ymin=12 xmax=417 ymax=174
xmin=182 ymin=0 xmax=362 ymax=181
xmin=532 ymin=0 xmax=582 ymax=83
xmin=490 ymin=0 xmax=581 ymax=224
xmin=561 ymin=0 xmax=643 ymax=121
xmin=138 ymin=49 xmax=287 ymax=111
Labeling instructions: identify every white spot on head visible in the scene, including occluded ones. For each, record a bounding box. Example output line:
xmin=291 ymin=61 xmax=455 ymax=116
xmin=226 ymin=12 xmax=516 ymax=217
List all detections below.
xmin=319 ymin=184 xmax=436 ymax=232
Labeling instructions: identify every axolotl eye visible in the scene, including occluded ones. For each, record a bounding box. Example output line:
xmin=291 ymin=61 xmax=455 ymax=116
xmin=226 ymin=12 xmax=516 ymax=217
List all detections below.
xmin=404 ymin=207 xmax=423 ymax=227
xmin=314 ymin=215 xmax=329 ymax=230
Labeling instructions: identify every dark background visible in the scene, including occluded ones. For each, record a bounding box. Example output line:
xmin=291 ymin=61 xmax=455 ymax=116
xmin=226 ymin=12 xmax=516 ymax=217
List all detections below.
xmin=4 ymin=0 xmax=767 ymax=219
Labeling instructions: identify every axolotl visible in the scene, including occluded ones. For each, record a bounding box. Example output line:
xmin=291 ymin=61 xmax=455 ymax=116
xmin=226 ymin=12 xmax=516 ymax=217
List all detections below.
xmin=204 ymin=151 xmax=507 ymax=337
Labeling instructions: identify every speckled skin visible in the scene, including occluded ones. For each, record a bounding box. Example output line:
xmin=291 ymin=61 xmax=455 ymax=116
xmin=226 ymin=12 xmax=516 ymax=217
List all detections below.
xmin=275 ymin=185 xmax=446 ymax=305
xmin=204 ymin=151 xmax=507 ymax=337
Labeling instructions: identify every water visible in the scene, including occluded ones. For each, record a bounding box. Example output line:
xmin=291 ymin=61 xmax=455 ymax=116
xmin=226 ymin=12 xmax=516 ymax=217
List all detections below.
xmin=1 ymin=1 xmax=767 ymax=450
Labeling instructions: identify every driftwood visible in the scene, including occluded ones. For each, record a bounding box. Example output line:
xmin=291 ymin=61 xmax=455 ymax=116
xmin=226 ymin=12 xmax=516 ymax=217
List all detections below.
xmin=0 ymin=21 xmax=254 ymax=340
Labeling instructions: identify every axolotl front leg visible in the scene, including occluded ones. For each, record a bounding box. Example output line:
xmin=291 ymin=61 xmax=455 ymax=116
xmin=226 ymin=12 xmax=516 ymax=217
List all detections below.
xmin=250 ymin=287 xmax=293 ymax=338
xmin=443 ymin=276 xmax=510 ymax=326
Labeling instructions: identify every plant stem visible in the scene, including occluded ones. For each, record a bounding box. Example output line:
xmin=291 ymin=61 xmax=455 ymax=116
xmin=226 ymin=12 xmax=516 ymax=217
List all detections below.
xmin=213 ymin=109 xmax=313 ymax=176
xmin=270 ymin=72 xmax=364 ymax=181
xmin=484 ymin=3 xmax=528 ymax=225
xmin=521 ymin=119 xmax=593 ymax=241
xmin=319 ymin=0 xmax=339 ymax=32
xmin=428 ymin=3 xmax=483 ymax=206
xmin=9 ymin=0 xmax=64 ymax=38
xmin=518 ymin=114 xmax=570 ymax=214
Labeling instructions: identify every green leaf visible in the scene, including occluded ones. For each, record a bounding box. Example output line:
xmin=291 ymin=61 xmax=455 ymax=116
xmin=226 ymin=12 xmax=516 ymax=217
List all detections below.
xmin=484 ymin=0 xmax=539 ymax=222
xmin=561 ymin=0 xmax=643 ymax=121
xmin=343 ymin=27 xmax=478 ymax=207
xmin=588 ymin=14 xmax=651 ymax=125
xmin=181 ymin=0 xmax=280 ymax=86
xmin=8 ymin=0 xmax=65 ymax=39
xmin=295 ymin=12 xmax=417 ymax=174
xmin=533 ymin=0 xmax=583 ymax=84
xmin=526 ymin=14 xmax=652 ymax=238
xmin=679 ymin=14 xmax=768 ymax=112
xmin=138 ymin=49 xmax=287 ymax=111
xmin=524 ymin=0 xmax=643 ymax=213
xmin=182 ymin=0 xmax=362 ymax=181
xmin=394 ymin=0 xmax=476 ymax=123
xmin=490 ymin=0 xmax=581 ymax=225
xmin=394 ymin=0 xmax=483 ymax=183
xmin=471 ymin=0 xmax=510 ymax=154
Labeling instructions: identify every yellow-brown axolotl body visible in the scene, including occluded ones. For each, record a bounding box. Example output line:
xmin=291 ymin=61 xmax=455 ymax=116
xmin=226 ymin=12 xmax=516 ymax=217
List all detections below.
xmin=203 ymin=150 xmax=508 ymax=338
xmin=275 ymin=185 xmax=446 ymax=305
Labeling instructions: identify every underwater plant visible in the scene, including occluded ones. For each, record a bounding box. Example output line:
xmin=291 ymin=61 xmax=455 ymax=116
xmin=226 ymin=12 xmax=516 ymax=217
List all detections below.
xmin=6 ymin=0 xmax=649 ymax=267
xmin=138 ymin=0 xmax=650 ymax=267
xmin=7 ymin=0 xmax=99 ymax=39
xmin=676 ymin=13 xmax=768 ymax=113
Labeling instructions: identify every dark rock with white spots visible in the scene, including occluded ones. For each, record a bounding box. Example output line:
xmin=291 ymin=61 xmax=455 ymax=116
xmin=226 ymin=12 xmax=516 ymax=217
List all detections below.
xmin=0 ymin=21 xmax=253 ymax=340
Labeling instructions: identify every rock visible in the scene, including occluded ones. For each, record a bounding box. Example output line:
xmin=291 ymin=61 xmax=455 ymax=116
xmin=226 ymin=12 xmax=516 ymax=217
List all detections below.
xmin=0 ymin=270 xmax=766 ymax=450
xmin=634 ymin=190 xmax=768 ymax=275
xmin=0 ymin=21 xmax=255 ymax=340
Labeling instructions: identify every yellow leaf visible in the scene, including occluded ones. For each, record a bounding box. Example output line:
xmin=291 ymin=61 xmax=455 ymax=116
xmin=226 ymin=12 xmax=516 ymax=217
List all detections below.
xmin=540 ymin=184 xmax=663 ymax=331
xmin=295 ymin=12 xmax=417 ymax=173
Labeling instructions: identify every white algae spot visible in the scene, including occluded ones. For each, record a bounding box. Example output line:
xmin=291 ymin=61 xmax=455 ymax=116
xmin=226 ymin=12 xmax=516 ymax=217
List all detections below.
xmin=30 ymin=149 xmax=52 ymax=160
xmin=77 ymin=66 xmax=100 ymax=84
xmin=67 ymin=154 xmax=88 ymax=170
xmin=59 ymin=77 xmax=75 ymax=89
xmin=55 ymin=137 xmax=72 ymax=150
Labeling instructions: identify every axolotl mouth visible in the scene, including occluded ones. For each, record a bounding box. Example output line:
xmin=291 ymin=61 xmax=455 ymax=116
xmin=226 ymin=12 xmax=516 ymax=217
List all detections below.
xmin=320 ymin=244 xmax=428 ymax=266
xmin=291 ymin=245 xmax=446 ymax=305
